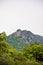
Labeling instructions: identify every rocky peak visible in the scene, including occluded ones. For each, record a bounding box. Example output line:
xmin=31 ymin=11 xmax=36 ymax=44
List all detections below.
xmin=17 ymin=29 xmax=21 ymax=32
xmin=15 ymin=29 xmax=34 ymax=41
xmin=15 ymin=29 xmax=21 ymax=36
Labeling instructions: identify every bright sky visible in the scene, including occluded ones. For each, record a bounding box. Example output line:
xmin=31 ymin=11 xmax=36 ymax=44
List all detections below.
xmin=0 ymin=0 xmax=43 ymax=35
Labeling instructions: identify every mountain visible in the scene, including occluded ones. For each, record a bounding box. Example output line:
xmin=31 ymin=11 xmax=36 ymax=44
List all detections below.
xmin=0 ymin=32 xmax=43 ymax=65
xmin=6 ymin=29 xmax=43 ymax=50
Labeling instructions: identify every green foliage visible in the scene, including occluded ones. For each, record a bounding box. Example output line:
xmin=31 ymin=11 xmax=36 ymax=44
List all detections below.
xmin=25 ymin=60 xmax=41 ymax=65
xmin=0 ymin=32 xmax=6 ymax=41
xmin=0 ymin=32 xmax=17 ymax=65
xmin=6 ymin=35 xmax=27 ymax=51
xmin=0 ymin=32 xmax=43 ymax=65
xmin=23 ymin=42 xmax=43 ymax=62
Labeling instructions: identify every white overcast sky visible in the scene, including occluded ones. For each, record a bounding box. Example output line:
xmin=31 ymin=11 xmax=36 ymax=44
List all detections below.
xmin=0 ymin=0 xmax=43 ymax=35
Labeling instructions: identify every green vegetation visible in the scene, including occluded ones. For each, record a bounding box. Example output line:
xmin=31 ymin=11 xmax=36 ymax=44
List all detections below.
xmin=0 ymin=32 xmax=43 ymax=65
xmin=7 ymin=35 xmax=26 ymax=51
xmin=6 ymin=29 xmax=43 ymax=51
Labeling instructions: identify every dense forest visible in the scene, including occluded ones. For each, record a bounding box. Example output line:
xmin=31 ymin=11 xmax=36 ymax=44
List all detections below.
xmin=0 ymin=32 xmax=43 ymax=65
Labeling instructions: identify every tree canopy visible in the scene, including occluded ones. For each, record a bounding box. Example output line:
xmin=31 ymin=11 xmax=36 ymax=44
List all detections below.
xmin=0 ymin=32 xmax=43 ymax=65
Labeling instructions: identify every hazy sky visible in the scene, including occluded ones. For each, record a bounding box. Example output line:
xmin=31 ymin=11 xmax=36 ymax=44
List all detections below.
xmin=0 ymin=0 xmax=43 ymax=35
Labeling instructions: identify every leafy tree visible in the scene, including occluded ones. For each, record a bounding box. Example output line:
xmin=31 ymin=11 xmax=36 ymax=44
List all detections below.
xmin=23 ymin=42 xmax=43 ymax=61
xmin=0 ymin=32 xmax=17 ymax=65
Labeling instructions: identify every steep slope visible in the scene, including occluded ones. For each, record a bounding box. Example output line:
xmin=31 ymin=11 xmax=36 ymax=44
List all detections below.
xmin=6 ymin=29 xmax=43 ymax=50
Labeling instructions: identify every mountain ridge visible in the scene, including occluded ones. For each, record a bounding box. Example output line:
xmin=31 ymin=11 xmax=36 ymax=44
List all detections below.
xmin=6 ymin=29 xmax=43 ymax=50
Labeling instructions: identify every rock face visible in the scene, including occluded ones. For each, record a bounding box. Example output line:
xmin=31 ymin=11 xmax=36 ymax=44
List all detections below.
xmin=14 ymin=29 xmax=43 ymax=43
xmin=14 ymin=29 xmax=34 ymax=42
xmin=15 ymin=29 xmax=21 ymax=36
xmin=6 ymin=29 xmax=43 ymax=50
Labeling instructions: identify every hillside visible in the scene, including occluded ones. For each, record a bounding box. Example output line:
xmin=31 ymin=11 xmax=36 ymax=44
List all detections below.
xmin=0 ymin=32 xmax=43 ymax=65
xmin=6 ymin=29 xmax=43 ymax=50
